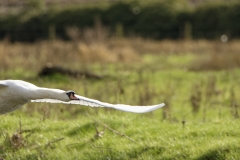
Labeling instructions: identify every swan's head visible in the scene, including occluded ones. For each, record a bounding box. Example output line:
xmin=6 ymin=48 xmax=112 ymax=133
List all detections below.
xmin=66 ymin=90 xmax=79 ymax=100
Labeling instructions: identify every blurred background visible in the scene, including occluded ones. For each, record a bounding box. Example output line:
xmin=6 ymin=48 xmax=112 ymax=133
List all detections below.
xmin=2 ymin=2 xmax=240 ymax=159
xmin=1 ymin=0 xmax=240 ymax=69
xmin=1 ymin=0 xmax=240 ymax=41
xmin=0 ymin=0 xmax=240 ymax=120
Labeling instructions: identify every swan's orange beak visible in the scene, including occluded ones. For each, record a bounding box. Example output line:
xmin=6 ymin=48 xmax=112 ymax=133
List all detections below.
xmin=70 ymin=94 xmax=79 ymax=100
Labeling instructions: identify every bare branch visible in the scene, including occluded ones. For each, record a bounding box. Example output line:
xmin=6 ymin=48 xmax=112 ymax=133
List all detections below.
xmin=86 ymin=113 xmax=137 ymax=143
xmin=45 ymin=137 xmax=64 ymax=149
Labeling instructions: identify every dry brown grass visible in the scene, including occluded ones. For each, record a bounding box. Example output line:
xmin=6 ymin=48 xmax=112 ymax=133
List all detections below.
xmin=0 ymin=39 xmax=140 ymax=72
xmin=191 ymin=52 xmax=240 ymax=71
xmin=1 ymin=38 xmax=240 ymax=73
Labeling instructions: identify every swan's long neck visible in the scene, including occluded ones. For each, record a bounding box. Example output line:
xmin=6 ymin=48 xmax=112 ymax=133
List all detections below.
xmin=29 ymin=87 xmax=67 ymax=101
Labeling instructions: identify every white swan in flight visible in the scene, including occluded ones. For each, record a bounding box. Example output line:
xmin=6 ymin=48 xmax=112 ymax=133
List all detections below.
xmin=0 ymin=80 xmax=164 ymax=114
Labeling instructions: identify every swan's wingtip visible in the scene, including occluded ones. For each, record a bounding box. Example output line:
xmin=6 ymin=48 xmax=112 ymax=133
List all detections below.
xmin=156 ymin=103 xmax=165 ymax=108
xmin=143 ymin=103 xmax=165 ymax=113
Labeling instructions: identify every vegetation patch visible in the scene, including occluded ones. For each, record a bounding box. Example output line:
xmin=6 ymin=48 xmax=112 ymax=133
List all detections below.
xmin=1 ymin=39 xmax=240 ymax=159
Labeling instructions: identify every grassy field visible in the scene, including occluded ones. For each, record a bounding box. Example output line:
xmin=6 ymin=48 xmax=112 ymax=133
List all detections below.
xmin=1 ymin=39 xmax=240 ymax=159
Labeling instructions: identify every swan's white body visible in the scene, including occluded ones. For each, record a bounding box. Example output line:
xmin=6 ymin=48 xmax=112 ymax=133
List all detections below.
xmin=0 ymin=80 xmax=165 ymax=114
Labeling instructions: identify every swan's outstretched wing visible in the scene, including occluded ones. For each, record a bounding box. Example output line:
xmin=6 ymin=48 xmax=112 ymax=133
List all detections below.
xmin=31 ymin=95 xmax=165 ymax=113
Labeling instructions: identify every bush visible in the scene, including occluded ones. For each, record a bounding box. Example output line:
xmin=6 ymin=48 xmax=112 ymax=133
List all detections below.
xmin=191 ymin=3 xmax=231 ymax=39
xmin=0 ymin=1 xmax=240 ymax=41
xmin=224 ymin=3 xmax=240 ymax=38
xmin=102 ymin=2 xmax=138 ymax=29
xmin=134 ymin=0 xmax=190 ymax=39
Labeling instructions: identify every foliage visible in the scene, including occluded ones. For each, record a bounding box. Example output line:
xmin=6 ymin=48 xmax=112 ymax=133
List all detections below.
xmin=134 ymin=0 xmax=190 ymax=39
xmin=1 ymin=0 xmax=240 ymax=41
xmin=191 ymin=3 xmax=235 ymax=39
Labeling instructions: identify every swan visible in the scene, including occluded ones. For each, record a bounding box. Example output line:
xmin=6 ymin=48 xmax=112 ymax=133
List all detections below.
xmin=0 ymin=80 xmax=165 ymax=114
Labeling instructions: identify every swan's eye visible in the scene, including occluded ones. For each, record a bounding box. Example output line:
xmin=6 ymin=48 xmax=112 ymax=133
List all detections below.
xmin=66 ymin=91 xmax=78 ymax=100
xmin=66 ymin=90 xmax=74 ymax=97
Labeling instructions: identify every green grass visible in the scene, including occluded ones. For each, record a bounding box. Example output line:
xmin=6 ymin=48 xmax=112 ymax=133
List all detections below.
xmin=1 ymin=53 xmax=240 ymax=159
xmin=2 ymin=114 xmax=240 ymax=159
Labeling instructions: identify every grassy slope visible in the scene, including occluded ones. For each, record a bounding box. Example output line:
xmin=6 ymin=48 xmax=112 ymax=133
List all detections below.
xmin=1 ymin=44 xmax=240 ymax=159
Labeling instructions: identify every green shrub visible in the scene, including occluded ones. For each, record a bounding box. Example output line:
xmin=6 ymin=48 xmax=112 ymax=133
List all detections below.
xmin=134 ymin=0 xmax=190 ymax=39
xmin=191 ymin=3 xmax=231 ymax=39
xmin=224 ymin=3 xmax=240 ymax=38
xmin=102 ymin=2 xmax=138 ymax=29
xmin=0 ymin=1 xmax=240 ymax=41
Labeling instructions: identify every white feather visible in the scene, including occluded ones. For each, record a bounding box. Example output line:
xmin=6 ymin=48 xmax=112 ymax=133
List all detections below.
xmin=0 ymin=79 xmax=165 ymax=114
xmin=31 ymin=97 xmax=165 ymax=113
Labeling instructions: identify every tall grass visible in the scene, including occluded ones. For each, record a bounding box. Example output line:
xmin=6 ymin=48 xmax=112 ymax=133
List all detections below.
xmin=1 ymin=39 xmax=240 ymax=159
xmin=1 ymin=39 xmax=240 ymax=120
xmin=1 ymin=39 xmax=240 ymax=71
